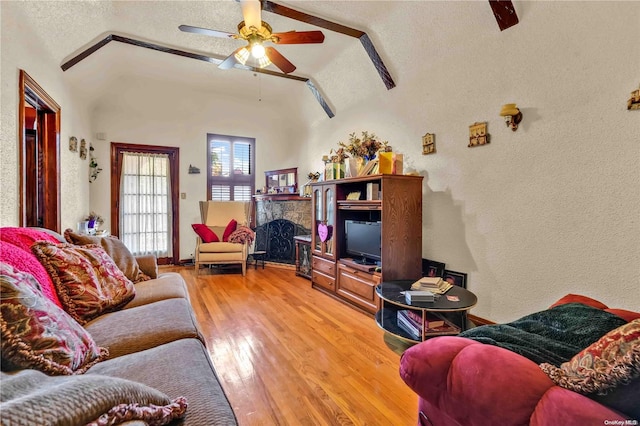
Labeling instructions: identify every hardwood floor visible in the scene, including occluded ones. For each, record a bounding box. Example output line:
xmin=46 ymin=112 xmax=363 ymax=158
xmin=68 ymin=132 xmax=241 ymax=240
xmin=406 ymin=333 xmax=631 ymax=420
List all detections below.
xmin=172 ymin=265 xmax=418 ymax=426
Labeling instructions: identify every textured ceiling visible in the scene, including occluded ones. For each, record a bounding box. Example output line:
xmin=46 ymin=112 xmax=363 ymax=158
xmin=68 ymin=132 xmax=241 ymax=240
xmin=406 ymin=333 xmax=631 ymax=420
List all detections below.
xmin=7 ymin=1 xmax=508 ymax=117
xmin=10 ymin=1 xmax=358 ymax=113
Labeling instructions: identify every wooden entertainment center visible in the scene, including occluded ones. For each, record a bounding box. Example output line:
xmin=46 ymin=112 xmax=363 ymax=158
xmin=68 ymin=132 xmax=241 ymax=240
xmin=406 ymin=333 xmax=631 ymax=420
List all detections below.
xmin=310 ymin=174 xmax=423 ymax=314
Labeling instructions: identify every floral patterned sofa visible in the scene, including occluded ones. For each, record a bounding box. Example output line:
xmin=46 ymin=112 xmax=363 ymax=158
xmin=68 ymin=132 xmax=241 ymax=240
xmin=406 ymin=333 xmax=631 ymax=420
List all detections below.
xmin=400 ymin=294 xmax=640 ymax=425
xmin=0 ymin=227 xmax=237 ymax=425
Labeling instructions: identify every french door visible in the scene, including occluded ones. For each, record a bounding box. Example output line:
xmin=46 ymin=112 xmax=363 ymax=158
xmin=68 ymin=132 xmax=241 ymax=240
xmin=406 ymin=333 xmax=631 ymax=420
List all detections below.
xmin=110 ymin=143 xmax=179 ymax=265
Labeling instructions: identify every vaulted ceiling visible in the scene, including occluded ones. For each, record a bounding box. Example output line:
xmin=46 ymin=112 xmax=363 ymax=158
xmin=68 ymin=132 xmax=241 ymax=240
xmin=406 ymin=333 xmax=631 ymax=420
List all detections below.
xmin=7 ymin=1 xmax=517 ymax=119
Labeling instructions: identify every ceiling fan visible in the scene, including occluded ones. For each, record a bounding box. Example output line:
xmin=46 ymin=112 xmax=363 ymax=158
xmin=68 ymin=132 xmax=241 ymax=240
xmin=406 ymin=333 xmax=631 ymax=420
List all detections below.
xmin=179 ymin=0 xmax=324 ymax=74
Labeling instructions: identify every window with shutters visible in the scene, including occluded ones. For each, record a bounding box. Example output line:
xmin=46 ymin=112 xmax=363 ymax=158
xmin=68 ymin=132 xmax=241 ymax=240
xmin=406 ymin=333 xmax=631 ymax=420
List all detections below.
xmin=207 ymin=134 xmax=255 ymax=201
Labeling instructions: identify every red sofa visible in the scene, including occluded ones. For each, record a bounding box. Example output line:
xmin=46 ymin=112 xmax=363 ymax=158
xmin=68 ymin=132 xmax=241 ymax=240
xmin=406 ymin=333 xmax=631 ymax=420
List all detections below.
xmin=399 ymin=295 xmax=640 ymax=425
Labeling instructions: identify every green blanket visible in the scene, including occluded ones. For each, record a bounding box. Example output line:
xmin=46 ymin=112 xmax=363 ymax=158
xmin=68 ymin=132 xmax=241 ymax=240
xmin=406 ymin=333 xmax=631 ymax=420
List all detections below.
xmin=459 ymin=303 xmax=627 ymax=366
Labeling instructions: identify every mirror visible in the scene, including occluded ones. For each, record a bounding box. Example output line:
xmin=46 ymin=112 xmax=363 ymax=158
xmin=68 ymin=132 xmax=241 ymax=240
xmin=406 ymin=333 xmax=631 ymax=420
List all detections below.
xmin=264 ymin=167 xmax=298 ymax=194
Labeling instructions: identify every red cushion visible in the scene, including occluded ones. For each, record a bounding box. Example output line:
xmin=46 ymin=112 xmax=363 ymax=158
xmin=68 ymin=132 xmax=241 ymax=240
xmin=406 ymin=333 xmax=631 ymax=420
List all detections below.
xmin=0 ymin=240 xmax=63 ymax=308
xmin=222 ymin=220 xmax=238 ymax=242
xmin=549 ymin=294 xmax=608 ymax=310
xmin=191 ymin=224 xmax=219 ymax=243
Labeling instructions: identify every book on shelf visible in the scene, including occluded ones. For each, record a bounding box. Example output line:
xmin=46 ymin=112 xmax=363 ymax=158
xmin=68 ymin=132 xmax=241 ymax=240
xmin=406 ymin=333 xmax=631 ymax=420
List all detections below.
xmin=366 ymin=182 xmax=380 ymax=200
xmin=399 ymin=310 xmax=446 ymax=330
xmin=411 ymin=277 xmax=453 ymax=295
xmin=358 ymin=159 xmax=379 ymax=176
xmin=422 ymin=322 xmax=461 ymax=336
xmin=396 ymin=311 xmax=421 ymax=339
xmin=396 ymin=310 xmax=459 ymax=338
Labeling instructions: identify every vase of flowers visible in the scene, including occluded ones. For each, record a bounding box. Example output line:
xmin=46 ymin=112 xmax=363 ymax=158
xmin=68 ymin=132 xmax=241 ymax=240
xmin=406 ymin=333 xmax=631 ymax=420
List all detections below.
xmin=84 ymin=211 xmax=104 ymax=234
xmin=338 ymin=131 xmax=389 ymax=174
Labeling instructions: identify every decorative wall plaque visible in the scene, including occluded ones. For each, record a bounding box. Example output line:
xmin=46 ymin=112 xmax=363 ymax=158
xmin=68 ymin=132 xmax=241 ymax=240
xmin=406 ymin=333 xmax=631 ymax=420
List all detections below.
xmin=79 ymin=139 xmax=87 ymax=159
xmin=422 ymin=133 xmax=436 ymax=155
xmin=628 ymin=86 xmax=640 ymax=110
xmin=468 ymin=122 xmax=490 ymax=147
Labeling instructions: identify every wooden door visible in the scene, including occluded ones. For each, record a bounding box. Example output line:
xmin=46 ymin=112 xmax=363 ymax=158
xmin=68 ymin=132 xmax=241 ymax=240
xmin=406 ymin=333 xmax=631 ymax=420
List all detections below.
xmin=19 ymin=70 xmax=61 ymax=231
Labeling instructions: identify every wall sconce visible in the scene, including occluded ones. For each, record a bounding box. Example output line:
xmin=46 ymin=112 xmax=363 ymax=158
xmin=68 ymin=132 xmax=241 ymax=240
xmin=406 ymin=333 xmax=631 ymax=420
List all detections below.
xmin=499 ymin=103 xmax=523 ymax=131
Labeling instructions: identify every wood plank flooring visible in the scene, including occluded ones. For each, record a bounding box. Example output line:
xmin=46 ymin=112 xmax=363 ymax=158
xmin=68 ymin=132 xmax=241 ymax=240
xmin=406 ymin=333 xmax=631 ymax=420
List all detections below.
xmin=171 ymin=265 xmax=418 ymax=426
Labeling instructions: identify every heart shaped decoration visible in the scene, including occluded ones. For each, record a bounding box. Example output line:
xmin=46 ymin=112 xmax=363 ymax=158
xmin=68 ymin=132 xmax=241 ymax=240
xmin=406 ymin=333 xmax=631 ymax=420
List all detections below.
xmin=318 ymin=223 xmax=333 ymax=242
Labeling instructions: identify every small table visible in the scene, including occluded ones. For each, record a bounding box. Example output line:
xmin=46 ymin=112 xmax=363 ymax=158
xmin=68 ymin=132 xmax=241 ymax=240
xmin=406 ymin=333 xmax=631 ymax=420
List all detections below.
xmin=375 ymin=280 xmax=478 ymax=343
xmin=252 ymin=251 xmax=266 ymax=269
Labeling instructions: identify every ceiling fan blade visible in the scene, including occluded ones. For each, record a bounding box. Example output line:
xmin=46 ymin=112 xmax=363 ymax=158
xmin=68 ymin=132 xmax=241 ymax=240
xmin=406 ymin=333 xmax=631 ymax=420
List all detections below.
xmin=218 ymin=48 xmax=243 ymax=70
xmin=179 ymin=24 xmax=236 ymax=39
xmin=240 ymin=0 xmax=262 ymax=29
xmin=272 ymin=31 xmax=325 ymax=44
xmin=265 ymin=47 xmax=296 ymax=74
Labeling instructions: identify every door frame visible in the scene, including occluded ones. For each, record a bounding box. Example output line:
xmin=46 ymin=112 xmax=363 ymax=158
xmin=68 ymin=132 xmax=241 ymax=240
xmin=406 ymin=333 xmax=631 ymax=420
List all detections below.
xmin=110 ymin=142 xmax=180 ymax=265
xmin=19 ymin=70 xmax=61 ymax=231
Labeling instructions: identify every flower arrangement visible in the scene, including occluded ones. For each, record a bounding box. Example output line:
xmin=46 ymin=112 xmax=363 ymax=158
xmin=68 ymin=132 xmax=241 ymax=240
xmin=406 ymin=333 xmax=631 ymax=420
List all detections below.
xmin=338 ymin=131 xmax=389 ymax=161
xmin=84 ymin=211 xmax=104 ymax=227
xmin=328 ymin=147 xmax=349 ymax=163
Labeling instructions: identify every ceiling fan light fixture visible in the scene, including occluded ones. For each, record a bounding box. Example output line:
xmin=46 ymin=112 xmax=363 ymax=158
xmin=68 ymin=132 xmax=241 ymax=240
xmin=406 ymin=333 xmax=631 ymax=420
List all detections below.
xmin=234 ymin=47 xmax=250 ymax=65
xmin=258 ymin=55 xmax=272 ymax=68
xmin=251 ymin=42 xmax=266 ymax=59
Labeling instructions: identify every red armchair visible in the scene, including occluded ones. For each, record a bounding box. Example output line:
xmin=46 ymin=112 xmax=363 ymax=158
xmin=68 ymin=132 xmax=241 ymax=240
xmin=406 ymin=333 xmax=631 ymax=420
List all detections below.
xmin=399 ymin=295 xmax=639 ymax=425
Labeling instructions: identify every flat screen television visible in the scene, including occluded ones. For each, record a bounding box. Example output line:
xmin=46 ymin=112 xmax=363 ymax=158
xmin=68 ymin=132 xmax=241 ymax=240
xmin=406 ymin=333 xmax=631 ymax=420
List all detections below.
xmin=344 ymin=220 xmax=381 ymax=264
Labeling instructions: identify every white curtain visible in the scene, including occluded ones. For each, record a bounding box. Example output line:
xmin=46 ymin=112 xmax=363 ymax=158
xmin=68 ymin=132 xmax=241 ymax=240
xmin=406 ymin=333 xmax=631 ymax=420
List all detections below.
xmin=119 ymin=152 xmax=172 ymax=257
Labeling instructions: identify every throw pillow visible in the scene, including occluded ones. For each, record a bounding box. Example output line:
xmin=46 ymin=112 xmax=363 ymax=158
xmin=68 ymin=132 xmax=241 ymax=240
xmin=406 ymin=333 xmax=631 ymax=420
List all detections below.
xmin=1 ymin=369 xmax=187 ymax=425
xmin=228 ymin=225 xmax=256 ymax=245
xmin=549 ymin=294 xmax=609 ymax=310
xmin=63 ymin=229 xmax=150 ymax=283
xmin=0 ymin=240 xmax=63 ymax=308
xmin=0 ymin=262 xmax=108 ymax=375
xmin=222 ymin=219 xmax=238 ymax=242
xmin=540 ymin=319 xmax=640 ymax=394
xmin=31 ymin=242 xmax=136 ymax=324
xmin=192 ymin=223 xmax=219 ymax=243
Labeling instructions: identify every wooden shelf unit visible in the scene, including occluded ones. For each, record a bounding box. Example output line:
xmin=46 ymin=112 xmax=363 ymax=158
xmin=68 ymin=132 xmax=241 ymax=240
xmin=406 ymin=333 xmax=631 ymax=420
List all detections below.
xmin=311 ymin=174 xmax=423 ymax=314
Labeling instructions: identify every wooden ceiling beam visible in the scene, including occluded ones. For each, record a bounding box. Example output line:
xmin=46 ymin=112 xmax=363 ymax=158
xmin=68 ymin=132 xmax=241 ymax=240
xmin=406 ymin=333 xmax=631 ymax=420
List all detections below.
xmin=263 ymin=1 xmax=396 ymax=90
xmin=59 ymin=34 xmax=334 ymax=118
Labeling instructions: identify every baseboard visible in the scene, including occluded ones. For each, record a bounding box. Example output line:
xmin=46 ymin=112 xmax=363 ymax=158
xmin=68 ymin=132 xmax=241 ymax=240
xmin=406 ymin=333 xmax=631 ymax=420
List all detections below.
xmin=468 ymin=313 xmax=495 ymax=326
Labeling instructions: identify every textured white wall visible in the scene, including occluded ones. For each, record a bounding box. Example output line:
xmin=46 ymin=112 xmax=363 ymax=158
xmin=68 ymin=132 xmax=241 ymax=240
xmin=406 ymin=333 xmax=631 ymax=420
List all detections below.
xmin=1 ymin=1 xmax=638 ymax=323
xmin=90 ymin=75 xmax=302 ymax=261
xmin=297 ymin=1 xmax=640 ymax=322
xmin=0 ymin=2 xmax=92 ymax=230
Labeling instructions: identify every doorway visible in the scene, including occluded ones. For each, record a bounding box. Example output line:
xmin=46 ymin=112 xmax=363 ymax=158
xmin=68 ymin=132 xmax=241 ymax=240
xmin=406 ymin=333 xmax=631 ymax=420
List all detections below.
xmin=110 ymin=143 xmax=180 ymax=265
xmin=19 ymin=70 xmax=61 ymax=231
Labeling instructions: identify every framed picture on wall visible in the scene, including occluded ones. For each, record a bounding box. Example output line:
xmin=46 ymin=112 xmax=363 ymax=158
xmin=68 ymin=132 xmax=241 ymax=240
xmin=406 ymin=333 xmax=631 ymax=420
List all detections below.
xmin=422 ymin=258 xmax=445 ymax=278
xmin=443 ymin=270 xmax=467 ymax=289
